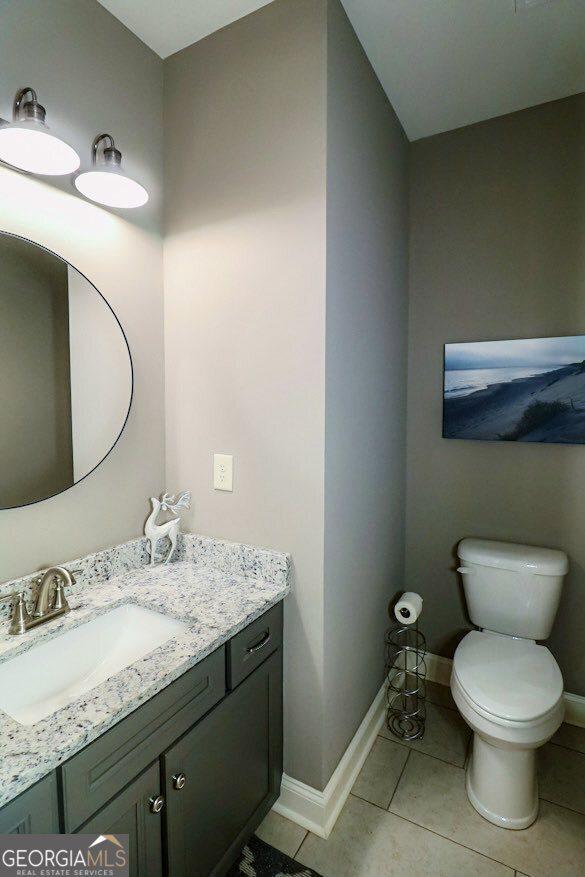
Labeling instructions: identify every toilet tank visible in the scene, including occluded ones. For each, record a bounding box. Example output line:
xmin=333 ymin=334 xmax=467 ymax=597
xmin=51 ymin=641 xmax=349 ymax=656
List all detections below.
xmin=457 ymin=538 xmax=568 ymax=640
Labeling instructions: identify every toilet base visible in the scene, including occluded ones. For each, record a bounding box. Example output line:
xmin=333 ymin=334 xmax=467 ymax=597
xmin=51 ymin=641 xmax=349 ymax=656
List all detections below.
xmin=466 ymin=733 xmax=539 ymax=830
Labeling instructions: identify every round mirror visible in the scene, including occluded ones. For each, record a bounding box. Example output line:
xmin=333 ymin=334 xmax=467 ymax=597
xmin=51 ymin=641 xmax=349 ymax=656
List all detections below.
xmin=0 ymin=232 xmax=133 ymax=509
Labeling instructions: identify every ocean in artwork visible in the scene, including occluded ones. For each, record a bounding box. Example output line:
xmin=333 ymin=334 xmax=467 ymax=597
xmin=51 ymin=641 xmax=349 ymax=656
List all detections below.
xmin=444 ymin=365 xmax=565 ymax=398
xmin=443 ymin=336 xmax=585 ymax=444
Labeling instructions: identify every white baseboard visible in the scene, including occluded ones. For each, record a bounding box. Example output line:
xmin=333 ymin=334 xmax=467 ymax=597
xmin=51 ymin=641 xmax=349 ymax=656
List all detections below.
xmin=272 ymin=682 xmax=386 ymax=838
xmin=424 ymin=650 xmax=452 ymax=686
xmin=424 ymin=650 xmax=585 ymax=729
xmin=560 ymin=691 xmax=585 ymax=728
xmin=274 ymin=649 xmax=585 ymax=838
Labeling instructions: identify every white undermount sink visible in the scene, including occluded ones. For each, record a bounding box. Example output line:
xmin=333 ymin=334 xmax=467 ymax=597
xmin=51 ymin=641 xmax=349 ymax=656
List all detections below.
xmin=0 ymin=603 xmax=187 ymax=726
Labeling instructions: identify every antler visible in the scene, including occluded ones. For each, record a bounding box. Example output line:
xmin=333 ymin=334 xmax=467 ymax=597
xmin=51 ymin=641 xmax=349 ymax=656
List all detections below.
xmin=171 ymin=490 xmax=191 ymax=512
xmin=160 ymin=489 xmax=191 ymax=515
xmin=159 ymin=491 xmax=175 ymax=512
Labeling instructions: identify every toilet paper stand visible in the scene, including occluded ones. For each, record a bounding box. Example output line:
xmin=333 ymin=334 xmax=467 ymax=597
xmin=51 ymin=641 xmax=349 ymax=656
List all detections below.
xmin=385 ymin=617 xmax=427 ymax=741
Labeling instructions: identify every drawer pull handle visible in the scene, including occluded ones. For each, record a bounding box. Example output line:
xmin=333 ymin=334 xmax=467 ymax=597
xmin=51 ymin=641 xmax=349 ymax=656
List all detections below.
xmin=246 ymin=630 xmax=271 ymax=654
xmin=149 ymin=794 xmax=165 ymax=814
xmin=172 ymin=772 xmax=186 ymax=790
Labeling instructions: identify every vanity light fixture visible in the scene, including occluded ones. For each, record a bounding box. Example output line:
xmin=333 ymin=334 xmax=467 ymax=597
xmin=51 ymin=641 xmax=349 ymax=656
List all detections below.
xmin=74 ymin=133 xmax=148 ymax=209
xmin=0 ymin=87 xmax=80 ymax=176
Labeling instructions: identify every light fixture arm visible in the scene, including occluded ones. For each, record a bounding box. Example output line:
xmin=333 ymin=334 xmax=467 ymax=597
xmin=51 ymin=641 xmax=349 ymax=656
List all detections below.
xmin=92 ymin=133 xmax=122 ymax=168
xmin=13 ymin=87 xmax=46 ymax=124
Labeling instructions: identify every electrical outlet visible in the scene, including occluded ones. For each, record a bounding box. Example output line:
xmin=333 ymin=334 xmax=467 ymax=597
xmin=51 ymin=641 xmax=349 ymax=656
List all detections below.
xmin=213 ymin=454 xmax=233 ymax=491
xmin=515 ymin=0 xmax=559 ymax=11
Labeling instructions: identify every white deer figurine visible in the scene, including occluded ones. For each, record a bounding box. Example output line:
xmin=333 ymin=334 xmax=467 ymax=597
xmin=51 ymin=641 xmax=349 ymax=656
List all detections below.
xmin=145 ymin=490 xmax=191 ymax=565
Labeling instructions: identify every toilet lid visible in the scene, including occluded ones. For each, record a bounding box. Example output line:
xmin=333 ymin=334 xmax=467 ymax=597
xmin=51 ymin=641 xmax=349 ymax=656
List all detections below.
xmin=453 ymin=631 xmax=563 ymax=722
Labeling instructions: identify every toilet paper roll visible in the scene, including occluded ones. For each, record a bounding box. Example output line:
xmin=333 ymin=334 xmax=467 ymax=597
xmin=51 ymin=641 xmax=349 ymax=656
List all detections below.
xmin=394 ymin=592 xmax=423 ymax=625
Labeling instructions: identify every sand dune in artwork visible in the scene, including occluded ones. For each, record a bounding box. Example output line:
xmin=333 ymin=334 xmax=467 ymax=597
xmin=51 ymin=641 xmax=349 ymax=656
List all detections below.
xmin=443 ymin=360 xmax=585 ymax=443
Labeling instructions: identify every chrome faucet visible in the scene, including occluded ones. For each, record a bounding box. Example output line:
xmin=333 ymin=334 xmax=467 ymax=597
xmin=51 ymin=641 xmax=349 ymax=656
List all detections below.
xmin=1 ymin=566 xmax=80 ymax=635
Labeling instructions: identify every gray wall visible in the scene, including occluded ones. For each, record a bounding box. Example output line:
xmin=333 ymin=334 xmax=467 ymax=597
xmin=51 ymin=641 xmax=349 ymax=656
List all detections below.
xmin=406 ymin=94 xmax=585 ymax=695
xmin=0 ymin=0 xmax=165 ymax=581
xmin=0 ymin=236 xmax=73 ymax=508
xmin=164 ymin=0 xmax=409 ymax=789
xmin=164 ymin=0 xmax=328 ymax=788
xmin=323 ymin=0 xmax=409 ymax=782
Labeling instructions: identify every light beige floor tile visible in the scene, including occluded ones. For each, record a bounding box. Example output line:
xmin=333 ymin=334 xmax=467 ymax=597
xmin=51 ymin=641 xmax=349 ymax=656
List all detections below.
xmin=425 ymin=680 xmax=457 ymax=711
xmin=551 ymin=722 xmax=585 ymax=754
xmin=390 ymin=750 xmax=585 ymax=877
xmin=296 ymin=794 xmax=511 ymax=877
xmin=351 ymin=737 xmax=410 ymax=809
xmin=380 ymin=700 xmax=470 ymax=766
xmin=255 ymin=810 xmax=307 ymax=858
xmin=538 ymin=742 xmax=585 ymax=815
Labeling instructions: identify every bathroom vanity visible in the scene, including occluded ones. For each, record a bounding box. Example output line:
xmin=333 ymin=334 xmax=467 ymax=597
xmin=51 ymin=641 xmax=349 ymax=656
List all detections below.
xmin=0 ymin=534 xmax=289 ymax=877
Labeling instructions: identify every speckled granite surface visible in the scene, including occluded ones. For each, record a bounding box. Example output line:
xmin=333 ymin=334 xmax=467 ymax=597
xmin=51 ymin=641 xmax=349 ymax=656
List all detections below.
xmin=0 ymin=534 xmax=290 ymax=808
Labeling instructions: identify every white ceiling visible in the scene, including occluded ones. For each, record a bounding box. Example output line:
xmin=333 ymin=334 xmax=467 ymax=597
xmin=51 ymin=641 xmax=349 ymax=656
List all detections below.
xmin=98 ymin=0 xmax=585 ymax=140
xmin=342 ymin=0 xmax=585 ymax=139
xmin=97 ymin=1 xmax=274 ymax=60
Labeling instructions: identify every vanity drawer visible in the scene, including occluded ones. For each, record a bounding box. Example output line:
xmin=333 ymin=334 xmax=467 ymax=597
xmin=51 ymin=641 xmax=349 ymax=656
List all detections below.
xmin=61 ymin=646 xmax=225 ymax=831
xmin=227 ymin=602 xmax=282 ymax=690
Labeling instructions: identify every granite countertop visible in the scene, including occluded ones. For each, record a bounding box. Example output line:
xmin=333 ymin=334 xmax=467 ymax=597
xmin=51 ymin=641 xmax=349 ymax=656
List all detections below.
xmin=0 ymin=536 xmax=290 ymax=808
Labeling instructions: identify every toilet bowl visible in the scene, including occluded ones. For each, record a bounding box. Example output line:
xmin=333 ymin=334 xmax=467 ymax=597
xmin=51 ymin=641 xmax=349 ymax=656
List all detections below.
xmin=451 ymin=630 xmax=564 ymax=829
xmin=452 ymin=538 xmax=568 ymax=830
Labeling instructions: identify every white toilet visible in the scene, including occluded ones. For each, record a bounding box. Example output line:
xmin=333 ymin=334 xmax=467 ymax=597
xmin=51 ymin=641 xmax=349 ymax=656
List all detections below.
xmin=451 ymin=538 xmax=568 ymax=830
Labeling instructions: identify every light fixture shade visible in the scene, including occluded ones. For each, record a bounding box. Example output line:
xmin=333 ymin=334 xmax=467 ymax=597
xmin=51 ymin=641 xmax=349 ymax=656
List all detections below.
xmin=0 ymin=88 xmax=80 ymax=176
xmin=74 ymin=169 xmax=148 ymax=208
xmin=74 ymin=133 xmax=148 ymax=209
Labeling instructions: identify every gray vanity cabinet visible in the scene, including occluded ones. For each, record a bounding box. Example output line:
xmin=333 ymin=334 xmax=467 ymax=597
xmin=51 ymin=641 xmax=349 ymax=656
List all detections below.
xmin=163 ymin=648 xmax=283 ymax=877
xmin=76 ymin=763 xmax=163 ymax=877
xmin=0 ymin=601 xmax=283 ymax=877
xmin=0 ymin=773 xmax=59 ymax=834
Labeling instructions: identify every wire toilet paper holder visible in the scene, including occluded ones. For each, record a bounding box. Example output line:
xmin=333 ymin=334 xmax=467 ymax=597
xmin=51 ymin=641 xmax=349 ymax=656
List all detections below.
xmin=385 ymin=593 xmax=427 ymax=741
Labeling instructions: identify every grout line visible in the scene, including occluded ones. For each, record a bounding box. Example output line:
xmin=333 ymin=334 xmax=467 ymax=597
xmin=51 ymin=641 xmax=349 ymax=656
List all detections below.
xmin=545 ymin=738 xmax=585 ymax=757
xmin=392 ymin=746 xmax=585 ymax=822
xmin=350 ymin=789 xmax=383 ymax=808
xmin=386 ymin=807 xmax=517 ymax=872
xmin=538 ymin=794 xmax=585 ymax=818
xmin=292 ymin=829 xmax=309 ymax=860
xmin=425 ymin=693 xmax=458 ymax=712
xmin=348 ymin=792 xmax=516 ymax=873
xmin=387 ymin=749 xmax=411 ymax=810
xmin=378 ymin=731 xmax=469 ymax=770
xmin=293 ymin=831 xmax=309 ymax=862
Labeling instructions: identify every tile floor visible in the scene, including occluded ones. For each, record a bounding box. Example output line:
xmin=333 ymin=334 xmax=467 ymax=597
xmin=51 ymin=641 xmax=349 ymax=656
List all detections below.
xmin=257 ymin=683 xmax=585 ymax=877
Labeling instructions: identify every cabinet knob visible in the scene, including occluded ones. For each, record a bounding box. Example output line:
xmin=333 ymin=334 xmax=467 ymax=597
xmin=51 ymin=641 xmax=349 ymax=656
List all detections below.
xmin=149 ymin=794 xmax=165 ymax=814
xmin=172 ymin=772 xmax=186 ymax=790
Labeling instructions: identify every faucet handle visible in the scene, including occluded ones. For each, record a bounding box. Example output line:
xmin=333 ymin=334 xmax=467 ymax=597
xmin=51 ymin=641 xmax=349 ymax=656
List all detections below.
xmin=52 ymin=567 xmax=81 ymax=611
xmin=0 ymin=592 xmax=32 ymax=635
xmin=53 ymin=581 xmax=71 ymax=613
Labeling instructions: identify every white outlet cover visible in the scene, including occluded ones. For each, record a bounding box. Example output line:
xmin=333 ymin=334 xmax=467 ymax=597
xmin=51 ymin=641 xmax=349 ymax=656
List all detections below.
xmin=515 ymin=0 xmax=559 ymax=11
xmin=213 ymin=454 xmax=233 ymax=492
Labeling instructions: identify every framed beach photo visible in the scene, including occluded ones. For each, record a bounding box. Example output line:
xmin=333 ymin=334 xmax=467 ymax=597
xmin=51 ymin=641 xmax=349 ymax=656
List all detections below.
xmin=443 ymin=335 xmax=585 ymax=444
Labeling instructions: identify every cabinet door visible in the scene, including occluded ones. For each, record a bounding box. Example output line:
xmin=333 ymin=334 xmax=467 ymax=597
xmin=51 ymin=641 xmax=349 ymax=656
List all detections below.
xmin=164 ymin=649 xmax=283 ymax=877
xmin=0 ymin=773 xmax=59 ymax=834
xmin=76 ymin=762 xmax=163 ymax=877
xmin=62 ymin=646 xmax=225 ymax=831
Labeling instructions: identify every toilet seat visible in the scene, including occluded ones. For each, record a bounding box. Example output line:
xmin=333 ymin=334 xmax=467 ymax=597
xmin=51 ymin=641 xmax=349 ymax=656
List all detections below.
xmin=453 ymin=630 xmax=563 ymax=723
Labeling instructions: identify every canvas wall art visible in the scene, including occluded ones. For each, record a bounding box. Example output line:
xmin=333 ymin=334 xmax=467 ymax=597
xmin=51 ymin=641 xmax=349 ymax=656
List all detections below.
xmin=443 ymin=335 xmax=585 ymax=444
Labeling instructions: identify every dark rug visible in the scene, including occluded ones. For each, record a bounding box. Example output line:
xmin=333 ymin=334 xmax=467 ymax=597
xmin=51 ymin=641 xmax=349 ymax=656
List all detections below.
xmin=226 ymin=835 xmax=322 ymax=877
